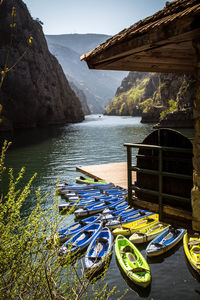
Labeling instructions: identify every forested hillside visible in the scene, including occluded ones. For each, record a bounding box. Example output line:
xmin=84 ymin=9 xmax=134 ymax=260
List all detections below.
xmin=105 ymin=72 xmax=195 ymax=128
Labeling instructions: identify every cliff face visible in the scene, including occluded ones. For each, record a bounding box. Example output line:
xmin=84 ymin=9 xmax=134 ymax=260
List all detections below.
xmin=0 ymin=0 xmax=84 ymax=130
xmin=46 ymin=34 xmax=128 ymax=114
xmin=105 ymin=71 xmax=194 ymax=128
xmin=69 ymin=82 xmax=91 ymax=115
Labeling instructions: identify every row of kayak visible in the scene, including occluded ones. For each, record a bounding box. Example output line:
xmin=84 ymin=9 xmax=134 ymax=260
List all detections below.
xmin=57 ymin=178 xmax=200 ymax=288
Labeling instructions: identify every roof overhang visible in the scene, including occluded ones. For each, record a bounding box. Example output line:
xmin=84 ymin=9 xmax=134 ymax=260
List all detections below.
xmin=81 ymin=0 xmax=200 ymax=74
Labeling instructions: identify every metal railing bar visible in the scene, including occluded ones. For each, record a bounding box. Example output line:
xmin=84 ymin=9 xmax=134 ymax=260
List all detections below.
xmin=131 ymin=165 xmax=192 ymax=180
xmin=132 ymin=185 xmax=190 ymax=203
xmin=124 ymin=143 xmax=192 ymax=153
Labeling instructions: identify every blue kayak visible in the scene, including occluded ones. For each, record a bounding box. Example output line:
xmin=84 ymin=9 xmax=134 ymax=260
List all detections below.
xmin=101 ymin=207 xmax=137 ymax=222
xmin=59 ymin=183 xmax=115 ymax=192
xmin=146 ymin=227 xmax=185 ymax=257
xmin=58 ymin=214 xmax=102 ymax=242
xmin=85 ymin=227 xmax=113 ymax=272
xmin=68 ymin=195 xmax=120 ymax=206
xmin=59 ymin=220 xmax=103 ymax=256
xmin=105 ymin=211 xmax=153 ymax=230
xmin=102 ymin=200 xmax=128 ymax=214
xmin=74 ymin=198 xmax=123 ymax=217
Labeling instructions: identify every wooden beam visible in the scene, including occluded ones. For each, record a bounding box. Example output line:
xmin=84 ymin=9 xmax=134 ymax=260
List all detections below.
xmin=132 ymin=196 xmax=193 ymax=220
xmin=92 ymin=60 xmax=195 ymax=74
xmin=86 ymin=27 xmax=200 ymax=69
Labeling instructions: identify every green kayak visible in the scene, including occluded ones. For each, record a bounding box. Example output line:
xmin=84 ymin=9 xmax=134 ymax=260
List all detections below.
xmin=76 ymin=176 xmax=107 ymax=184
xmin=115 ymin=235 xmax=151 ymax=288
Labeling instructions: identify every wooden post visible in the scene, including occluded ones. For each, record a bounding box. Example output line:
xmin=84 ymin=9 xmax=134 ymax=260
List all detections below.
xmin=127 ymin=146 xmax=132 ymax=206
xmin=192 ymin=41 xmax=200 ymax=231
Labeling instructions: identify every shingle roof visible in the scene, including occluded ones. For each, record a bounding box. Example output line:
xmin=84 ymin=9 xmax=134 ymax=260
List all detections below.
xmin=81 ymin=0 xmax=200 ymax=61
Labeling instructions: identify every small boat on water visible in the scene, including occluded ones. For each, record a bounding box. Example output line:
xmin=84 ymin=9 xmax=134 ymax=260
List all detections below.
xmin=183 ymin=232 xmax=200 ymax=273
xmin=76 ymin=176 xmax=107 ymax=185
xmin=58 ymin=214 xmax=102 ymax=242
xmin=129 ymin=222 xmax=169 ymax=244
xmin=102 ymin=200 xmax=128 ymax=214
xmin=146 ymin=227 xmax=185 ymax=257
xmin=59 ymin=195 xmax=121 ymax=211
xmin=105 ymin=211 xmax=153 ymax=230
xmin=74 ymin=198 xmax=123 ymax=217
xmin=115 ymin=235 xmax=151 ymax=288
xmin=59 ymin=220 xmax=103 ymax=256
xmin=112 ymin=214 xmax=159 ymax=236
xmin=101 ymin=207 xmax=137 ymax=222
xmin=84 ymin=227 xmax=113 ymax=272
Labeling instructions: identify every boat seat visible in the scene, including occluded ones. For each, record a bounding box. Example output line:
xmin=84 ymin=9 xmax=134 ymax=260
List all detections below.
xmin=127 ymin=253 xmax=136 ymax=262
xmin=89 ymin=256 xmax=102 ymax=261
xmin=163 ymin=232 xmax=173 ymax=242
xmin=152 ymin=242 xmax=163 ymax=247
xmin=79 ymin=220 xmax=87 ymax=226
xmin=136 ymin=232 xmax=146 ymax=236
xmin=76 ymin=233 xmax=87 ymax=242
xmin=127 ymin=266 xmax=149 ymax=273
xmin=96 ymin=237 xmax=108 ymax=243
xmin=120 ymin=245 xmax=133 ymax=254
xmin=188 ymin=240 xmax=200 ymax=246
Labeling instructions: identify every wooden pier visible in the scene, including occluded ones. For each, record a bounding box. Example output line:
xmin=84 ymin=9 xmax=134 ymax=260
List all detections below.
xmin=76 ymin=162 xmax=136 ymax=189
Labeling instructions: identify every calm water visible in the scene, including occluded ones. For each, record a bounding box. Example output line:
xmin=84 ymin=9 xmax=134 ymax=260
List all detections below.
xmin=4 ymin=115 xmax=199 ymax=299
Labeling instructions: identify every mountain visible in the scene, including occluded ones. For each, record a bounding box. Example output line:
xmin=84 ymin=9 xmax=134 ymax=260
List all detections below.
xmin=69 ymin=82 xmax=90 ymax=115
xmin=0 ymin=0 xmax=84 ymax=131
xmin=105 ymin=72 xmax=194 ymax=128
xmin=45 ymin=34 xmax=128 ymax=113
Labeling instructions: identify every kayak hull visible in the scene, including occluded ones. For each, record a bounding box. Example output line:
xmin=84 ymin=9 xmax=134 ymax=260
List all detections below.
xmin=146 ymin=227 xmax=185 ymax=257
xmin=112 ymin=214 xmax=159 ymax=236
xmin=85 ymin=227 xmax=113 ymax=272
xmin=115 ymin=235 xmax=151 ymax=288
xmin=183 ymin=232 xmax=200 ymax=273
xmin=129 ymin=222 xmax=169 ymax=244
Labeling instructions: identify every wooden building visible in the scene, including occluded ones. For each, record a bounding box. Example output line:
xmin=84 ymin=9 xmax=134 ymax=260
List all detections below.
xmin=81 ymin=0 xmax=200 ymax=231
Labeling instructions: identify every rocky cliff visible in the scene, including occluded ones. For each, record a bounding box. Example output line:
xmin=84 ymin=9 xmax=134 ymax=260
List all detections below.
xmin=46 ymin=34 xmax=128 ymax=113
xmin=105 ymin=72 xmax=194 ymax=128
xmin=69 ymin=82 xmax=91 ymax=115
xmin=0 ymin=0 xmax=84 ymax=131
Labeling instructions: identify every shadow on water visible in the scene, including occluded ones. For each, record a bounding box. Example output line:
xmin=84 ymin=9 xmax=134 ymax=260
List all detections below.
xmin=146 ymin=240 xmax=183 ymax=264
xmin=183 ymin=251 xmax=200 ymax=283
xmin=115 ymin=257 xmax=151 ymax=298
xmin=84 ymin=253 xmax=113 ymax=283
xmin=0 ymin=125 xmax=67 ymax=149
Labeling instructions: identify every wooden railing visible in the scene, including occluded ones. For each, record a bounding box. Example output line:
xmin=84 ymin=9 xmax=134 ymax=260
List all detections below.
xmin=124 ymin=142 xmax=193 ymax=225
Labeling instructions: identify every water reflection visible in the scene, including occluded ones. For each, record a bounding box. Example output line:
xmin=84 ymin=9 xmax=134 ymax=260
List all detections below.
xmin=115 ymin=257 xmax=151 ymax=298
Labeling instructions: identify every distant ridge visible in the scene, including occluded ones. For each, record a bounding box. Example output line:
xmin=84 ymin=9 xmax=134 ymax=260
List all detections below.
xmin=46 ymin=33 xmax=127 ymax=113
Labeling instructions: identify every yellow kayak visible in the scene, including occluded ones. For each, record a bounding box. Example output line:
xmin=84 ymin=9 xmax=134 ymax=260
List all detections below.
xmin=112 ymin=214 xmax=159 ymax=236
xmin=129 ymin=222 xmax=169 ymax=244
xmin=183 ymin=232 xmax=200 ymax=273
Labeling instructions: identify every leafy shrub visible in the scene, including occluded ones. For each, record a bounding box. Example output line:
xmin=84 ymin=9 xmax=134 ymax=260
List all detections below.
xmin=139 ymin=98 xmax=153 ymax=113
xmin=160 ymin=99 xmax=178 ymax=120
xmin=0 ymin=141 xmax=117 ymax=299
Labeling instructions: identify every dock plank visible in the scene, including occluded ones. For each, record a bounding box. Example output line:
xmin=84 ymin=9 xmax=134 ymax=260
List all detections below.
xmin=76 ymin=162 xmax=136 ymax=189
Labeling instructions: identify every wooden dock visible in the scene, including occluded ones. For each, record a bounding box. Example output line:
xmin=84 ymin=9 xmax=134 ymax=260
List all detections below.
xmin=76 ymin=162 xmax=136 ymax=189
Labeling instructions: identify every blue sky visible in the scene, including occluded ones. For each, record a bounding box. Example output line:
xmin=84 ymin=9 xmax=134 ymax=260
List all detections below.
xmin=23 ymin=0 xmax=171 ymax=36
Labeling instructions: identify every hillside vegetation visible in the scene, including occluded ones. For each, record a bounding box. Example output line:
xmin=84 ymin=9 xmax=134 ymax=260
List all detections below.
xmin=105 ymin=72 xmax=195 ymax=128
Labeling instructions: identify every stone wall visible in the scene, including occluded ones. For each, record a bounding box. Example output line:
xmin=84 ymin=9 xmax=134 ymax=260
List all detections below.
xmin=192 ymin=41 xmax=200 ymax=231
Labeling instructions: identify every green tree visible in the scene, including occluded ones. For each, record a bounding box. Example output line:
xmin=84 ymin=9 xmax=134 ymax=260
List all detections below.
xmin=0 ymin=141 xmax=118 ymax=299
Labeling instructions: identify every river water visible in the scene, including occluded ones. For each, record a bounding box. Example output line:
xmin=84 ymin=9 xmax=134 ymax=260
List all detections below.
xmin=4 ymin=115 xmax=200 ymax=299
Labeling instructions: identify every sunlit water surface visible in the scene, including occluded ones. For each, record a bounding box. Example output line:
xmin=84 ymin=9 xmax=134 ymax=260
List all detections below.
xmin=4 ymin=115 xmax=199 ymax=299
